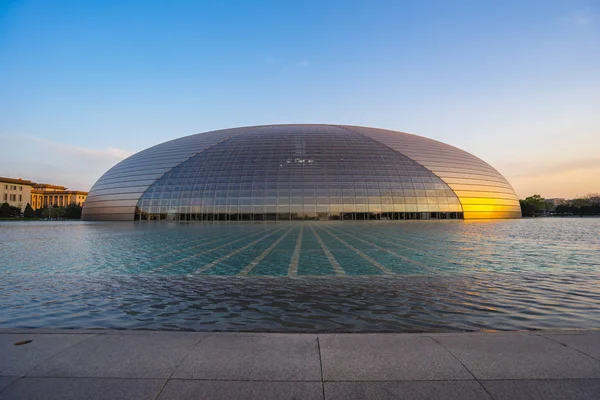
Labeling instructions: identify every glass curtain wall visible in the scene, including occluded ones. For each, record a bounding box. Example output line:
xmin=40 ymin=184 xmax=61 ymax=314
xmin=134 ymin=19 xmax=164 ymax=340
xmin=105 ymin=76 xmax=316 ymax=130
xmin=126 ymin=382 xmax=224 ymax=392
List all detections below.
xmin=135 ymin=125 xmax=463 ymax=221
xmin=347 ymin=126 xmax=522 ymax=219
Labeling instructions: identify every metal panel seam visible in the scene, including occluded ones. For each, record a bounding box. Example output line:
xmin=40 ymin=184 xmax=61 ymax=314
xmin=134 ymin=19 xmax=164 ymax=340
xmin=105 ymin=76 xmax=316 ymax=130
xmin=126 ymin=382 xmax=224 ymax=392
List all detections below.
xmin=333 ymin=125 xmax=466 ymax=215
xmin=133 ymin=126 xmax=276 ymax=216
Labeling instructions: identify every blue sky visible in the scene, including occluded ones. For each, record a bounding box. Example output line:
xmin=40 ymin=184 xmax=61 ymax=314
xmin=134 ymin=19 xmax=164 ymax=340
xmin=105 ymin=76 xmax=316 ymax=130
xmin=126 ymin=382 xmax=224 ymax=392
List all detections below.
xmin=1 ymin=0 xmax=599 ymax=197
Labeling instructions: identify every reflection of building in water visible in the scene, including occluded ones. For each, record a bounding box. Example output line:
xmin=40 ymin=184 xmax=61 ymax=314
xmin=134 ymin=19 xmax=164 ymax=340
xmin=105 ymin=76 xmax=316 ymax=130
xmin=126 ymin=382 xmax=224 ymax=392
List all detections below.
xmin=31 ymin=183 xmax=88 ymax=209
xmin=83 ymin=125 xmax=522 ymax=221
xmin=0 ymin=176 xmax=87 ymax=211
xmin=0 ymin=177 xmax=34 ymax=210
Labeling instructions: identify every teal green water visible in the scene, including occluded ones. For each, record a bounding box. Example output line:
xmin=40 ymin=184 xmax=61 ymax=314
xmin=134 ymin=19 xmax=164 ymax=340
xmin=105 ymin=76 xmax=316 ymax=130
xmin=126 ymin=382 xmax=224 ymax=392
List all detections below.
xmin=0 ymin=219 xmax=599 ymax=332
xmin=2 ymin=219 xmax=598 ymax=276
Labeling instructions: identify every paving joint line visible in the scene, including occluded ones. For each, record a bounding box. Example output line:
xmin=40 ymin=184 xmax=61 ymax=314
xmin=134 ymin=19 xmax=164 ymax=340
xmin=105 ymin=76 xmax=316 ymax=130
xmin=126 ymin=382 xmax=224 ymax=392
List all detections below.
xmin=446 ymin=377 xmax=600 ymax=382
xmin=116 ymin=231 xmax=245 ymax=273
xmin=427 ymin=336 xmax=496 ymax=399
xmin=8 ymin=375 xmax=600 ymax=383
xmin=536 ymin=333 xmax=600 ymax=363
xmin=152 ymin=228 xmax=276 ymax=273
xmin=153 ymin=333 xmax=211 ymax=399
xmin=327 ymin=225 xmax=437 ymax=273
xmin=316 ymin=336 xmax=325 ymax=399
xmin=238 ymin=225 xmax=296 ymax=276
xmin=341 ymin=227 xmax=447 ymax=261
xmin=288 ymin=225 xmax=304 ymax=276
xmin=191 ymin=225 xmax=289 ymax=275
xmin=19 ymin=375 xmax=171 ymax=380
xmin=157 ymin=378 xmax=324 ymax=382
xmin=0 ymin=377 xmax=19 ymax=396
xmin=320 ymin=226 xmax=393 ymax=275
xmin=309 ymin=225 xmax=345 ymax=276
xmin=13 ymin=332 xmax=101 ymax=381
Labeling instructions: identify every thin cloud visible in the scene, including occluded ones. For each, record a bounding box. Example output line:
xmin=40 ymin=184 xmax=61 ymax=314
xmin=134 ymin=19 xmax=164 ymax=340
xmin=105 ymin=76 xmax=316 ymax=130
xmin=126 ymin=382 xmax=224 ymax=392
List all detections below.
xmin=25 ymin=135 xmax=133 ymax=161
xmin=0 ymin=134 xmax=133 ymax=190
xmin=264 ymin=57 xmax=281 ymax=65
xmin=567 ymin=7 xmax=595 ymax=27
xmin=263 ymin=57 xmax=310 ymax=68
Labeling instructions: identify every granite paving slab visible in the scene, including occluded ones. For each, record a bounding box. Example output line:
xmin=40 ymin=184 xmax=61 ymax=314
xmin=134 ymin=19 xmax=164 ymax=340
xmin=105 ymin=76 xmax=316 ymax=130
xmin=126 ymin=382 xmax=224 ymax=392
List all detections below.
xmin=323 ymin=381 xmax=491 ymax=400
xmin=27 ymin=332 xmax=205 ymax=378
xmin=157 ymin=380 xmax=324 ymax=400
xmin=173 ymin=334 xmax=321 ymax=381
xmin=0 ymin=377 xmax=18 ymax=392
xmin=0 ymin=333 xmax=96 ymax=376
xmin=0 ymin=377 xmax=165 ymax=400
xmin=481 ymin=379 xmax=600 ymax=400
xmin=319 ymin=334 xmax=472 ymax=381
xmin=435 ymin=333 xmax=600 ymax=380
xmin=540 ymin=333 xmax=600 ymax=360
xmin=2 ymin=330 xmax=600 ymax=399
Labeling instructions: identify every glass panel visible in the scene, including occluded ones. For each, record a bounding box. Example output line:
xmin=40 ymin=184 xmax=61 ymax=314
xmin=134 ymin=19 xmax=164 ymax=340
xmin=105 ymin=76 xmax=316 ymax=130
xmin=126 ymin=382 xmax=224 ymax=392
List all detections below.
xmin=87 ymin=124 xmax=519 ymax=221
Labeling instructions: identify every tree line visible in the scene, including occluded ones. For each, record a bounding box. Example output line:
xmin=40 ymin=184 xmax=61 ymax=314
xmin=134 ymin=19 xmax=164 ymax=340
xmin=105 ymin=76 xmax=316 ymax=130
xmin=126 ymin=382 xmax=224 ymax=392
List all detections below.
xmin=0 ymin=203 xmax=83 ymax=219
xmin=520 ymin=194 xmax=600 ymax=217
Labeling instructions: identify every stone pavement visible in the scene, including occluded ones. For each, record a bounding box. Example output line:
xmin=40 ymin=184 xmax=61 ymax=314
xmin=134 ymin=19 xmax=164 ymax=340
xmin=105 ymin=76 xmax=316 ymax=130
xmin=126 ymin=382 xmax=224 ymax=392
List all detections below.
xmin=0 ymin=329 xmax=599 ymax=399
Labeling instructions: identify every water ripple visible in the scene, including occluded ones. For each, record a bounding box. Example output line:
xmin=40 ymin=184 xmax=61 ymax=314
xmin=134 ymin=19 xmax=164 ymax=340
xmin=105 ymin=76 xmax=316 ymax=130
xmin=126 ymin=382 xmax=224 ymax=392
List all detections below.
xmin=0 ymin=218 xmax=599 ymax=332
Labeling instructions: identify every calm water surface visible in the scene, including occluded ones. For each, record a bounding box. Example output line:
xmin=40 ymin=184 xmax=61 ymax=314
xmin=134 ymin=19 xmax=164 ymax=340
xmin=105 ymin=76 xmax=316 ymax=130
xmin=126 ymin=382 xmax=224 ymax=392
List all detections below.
xmin=0 ymin=219 xmax=599 ymax=332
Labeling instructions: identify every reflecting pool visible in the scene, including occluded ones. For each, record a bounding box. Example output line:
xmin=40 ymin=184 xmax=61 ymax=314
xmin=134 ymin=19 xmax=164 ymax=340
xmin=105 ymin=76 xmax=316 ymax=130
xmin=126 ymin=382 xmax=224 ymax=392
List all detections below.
xmin=1 ymin=219 xmax=599 ymax=332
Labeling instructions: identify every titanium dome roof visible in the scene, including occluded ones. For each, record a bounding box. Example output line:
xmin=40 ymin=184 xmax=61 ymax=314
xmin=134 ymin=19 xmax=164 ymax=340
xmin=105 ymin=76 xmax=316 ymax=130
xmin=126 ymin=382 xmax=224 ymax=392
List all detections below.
xmin=82 ymin=125 xmax=521 ymax=221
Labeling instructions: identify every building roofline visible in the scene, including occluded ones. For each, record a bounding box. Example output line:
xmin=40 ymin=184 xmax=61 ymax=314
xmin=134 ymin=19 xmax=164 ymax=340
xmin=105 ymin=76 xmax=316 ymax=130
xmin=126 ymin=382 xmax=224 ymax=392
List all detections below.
xmin=32 ymin=189 xmax=89 ymax=195
xmin=0 ymin=177 xmax=35 ymax=185
xmin=33 ymin=183 xmax=68 ymax=190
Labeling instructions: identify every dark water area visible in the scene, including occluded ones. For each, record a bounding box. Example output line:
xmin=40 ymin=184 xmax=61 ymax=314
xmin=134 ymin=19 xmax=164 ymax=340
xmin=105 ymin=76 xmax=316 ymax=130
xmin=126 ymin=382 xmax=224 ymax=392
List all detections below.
xmin=1 ymin=219 xmax=599 ymax=332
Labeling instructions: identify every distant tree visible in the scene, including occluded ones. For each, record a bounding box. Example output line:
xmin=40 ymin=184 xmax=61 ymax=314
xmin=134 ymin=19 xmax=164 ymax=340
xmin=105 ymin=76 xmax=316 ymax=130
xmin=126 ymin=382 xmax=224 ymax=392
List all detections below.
xmin=23 ymin=203 xmax=35 ymax=218
xmin=584 ymin=193 xmax=600 ymax=205
xmin=0 ymin=202 xmax=10 ymax=217
xmin=551 ymin=196 xmax=600 ymax=217
xmin=520 ymin=194 xmax=547 ymax=217
xmin=571 ymin=197 xmax=591 ymax=208
xmin=65 ymin=203 xmax=83 ymax=219
xmin=0 ymin=203 xmax=22 ymax=218
xmin=10 ymin=205 xmax=22 ymax=217
xmin=543 ymin=200 xmax=555 ymax=213
xmin=526 ymin=195 xmax=545 ymax=209
xmin=571 ymin=197 xmax=590 ymax=217
xmin=34 ymin=206 xmax=46 ymax=218
xmin=52 ymin=207 xmax=66 ymax=218
xmin=555 ymin=204 xmax=570 ymax=216
xmin=42 ymin=207 xmax=62 ymax=219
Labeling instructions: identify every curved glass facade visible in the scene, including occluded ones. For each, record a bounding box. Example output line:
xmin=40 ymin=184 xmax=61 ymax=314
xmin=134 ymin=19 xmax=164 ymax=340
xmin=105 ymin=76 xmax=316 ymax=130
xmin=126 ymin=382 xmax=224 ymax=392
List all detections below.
xmin=82 ymin=125 xmax=521 ymax=221
xmin=82 ymin=127 xmax=251 ymax=220
xmin=346 ymin=126 xmax=522 ymax=219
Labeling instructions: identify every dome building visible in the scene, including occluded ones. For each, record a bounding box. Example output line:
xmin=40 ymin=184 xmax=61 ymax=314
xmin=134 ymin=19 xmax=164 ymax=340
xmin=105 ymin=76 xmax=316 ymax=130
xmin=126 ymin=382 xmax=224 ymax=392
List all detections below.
xmin=82 ymin=125 xmax=521 ymax=221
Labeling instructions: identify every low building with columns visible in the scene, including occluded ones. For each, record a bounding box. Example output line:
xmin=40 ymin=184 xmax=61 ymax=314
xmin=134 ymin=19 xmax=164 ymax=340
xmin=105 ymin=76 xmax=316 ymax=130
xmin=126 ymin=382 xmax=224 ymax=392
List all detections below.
xmin=1 ymin=177 xmax=87 ymax=211
xmin=0 ymin=177 xmax=34 ymax=210
xmin=30 ymin=183 xmax=88 ymax=209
